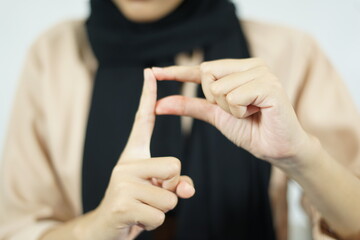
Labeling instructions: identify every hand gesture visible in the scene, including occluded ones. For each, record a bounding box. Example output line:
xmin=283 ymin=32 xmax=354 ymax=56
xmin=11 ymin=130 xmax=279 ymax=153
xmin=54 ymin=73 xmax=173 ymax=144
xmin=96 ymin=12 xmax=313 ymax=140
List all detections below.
xmin=153 ymin=59 xmax=315 ymax=169
xmin=90 ymin=69 xmax=195 ymax=240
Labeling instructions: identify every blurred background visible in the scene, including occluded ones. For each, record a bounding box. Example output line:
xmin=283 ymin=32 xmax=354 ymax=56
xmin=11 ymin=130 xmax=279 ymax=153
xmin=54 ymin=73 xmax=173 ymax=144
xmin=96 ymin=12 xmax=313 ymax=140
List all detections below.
xmin=0 ymin=0 xmax=359 ymax=239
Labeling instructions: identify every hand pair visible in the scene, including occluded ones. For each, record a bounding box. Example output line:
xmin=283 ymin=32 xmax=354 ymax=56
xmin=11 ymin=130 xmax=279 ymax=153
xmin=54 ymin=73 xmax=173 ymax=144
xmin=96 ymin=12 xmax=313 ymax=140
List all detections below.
xmin=92 ymin=59 xmax=315 ymax=240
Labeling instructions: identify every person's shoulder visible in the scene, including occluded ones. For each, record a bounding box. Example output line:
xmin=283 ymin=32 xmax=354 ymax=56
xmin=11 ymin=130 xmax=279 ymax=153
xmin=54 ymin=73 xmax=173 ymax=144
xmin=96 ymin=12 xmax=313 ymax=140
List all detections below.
xmin=26 ymin=18 xmax=97 ymax=77
xmin=34 ymin=19 xmax=85 ymax=47
xmin=241 ymin=19 xmax=316 ymax=59
xmin=242 ymin=19 xmax=308 ymax=40
xmin=240 ymin=20 xmax=326 ymax=96
xmin=29 ymin=19 xmax=89 ymax=61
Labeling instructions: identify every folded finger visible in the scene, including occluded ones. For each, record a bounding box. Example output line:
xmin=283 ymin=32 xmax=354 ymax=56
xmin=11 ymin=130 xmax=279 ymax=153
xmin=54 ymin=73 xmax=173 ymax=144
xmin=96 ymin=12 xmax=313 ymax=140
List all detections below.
xmin=121 ymin=157 xmax=181 ymax=181
xmin=226 ymin=78 xmax=276 ymax=118
xmin=132 ymin=183 xmax=178 ymax=213
xmin=132 ymin=203 xmax=165 ymax=231
xmin=209 ymin=66 xmax=267 ymax=96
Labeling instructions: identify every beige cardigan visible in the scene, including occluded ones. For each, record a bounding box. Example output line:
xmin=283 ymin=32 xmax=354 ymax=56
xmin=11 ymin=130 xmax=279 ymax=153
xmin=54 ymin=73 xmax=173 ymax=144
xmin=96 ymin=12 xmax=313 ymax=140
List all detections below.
xmin=1 ymin=19 xmax=359 ymax=240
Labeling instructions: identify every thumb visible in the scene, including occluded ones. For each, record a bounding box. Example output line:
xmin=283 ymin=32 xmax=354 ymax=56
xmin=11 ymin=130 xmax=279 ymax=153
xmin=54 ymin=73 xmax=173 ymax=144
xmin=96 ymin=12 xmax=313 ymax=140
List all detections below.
xmin=156 ymin=95 xmax=218 ymax=126
xmin=176 ymin=176 xmax=195 ymax=199
xmin=121 ymin=69 xmax=157 ymax=161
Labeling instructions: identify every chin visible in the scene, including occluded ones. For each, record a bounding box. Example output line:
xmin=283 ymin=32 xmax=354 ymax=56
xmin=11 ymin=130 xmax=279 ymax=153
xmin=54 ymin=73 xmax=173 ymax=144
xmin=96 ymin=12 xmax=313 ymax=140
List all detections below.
xmin=114 ymin=0 xmax=183 ymax=23
xmin=123 ymin=9 xmax=167 ymax=23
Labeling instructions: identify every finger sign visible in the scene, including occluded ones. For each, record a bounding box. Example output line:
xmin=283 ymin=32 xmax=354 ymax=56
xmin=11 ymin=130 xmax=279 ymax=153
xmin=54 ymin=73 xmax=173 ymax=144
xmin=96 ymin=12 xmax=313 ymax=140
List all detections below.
xmin=152 ymin=65 xmax=216 ymax=103
xmin=121 ymin=69 xmax=157 ymax=161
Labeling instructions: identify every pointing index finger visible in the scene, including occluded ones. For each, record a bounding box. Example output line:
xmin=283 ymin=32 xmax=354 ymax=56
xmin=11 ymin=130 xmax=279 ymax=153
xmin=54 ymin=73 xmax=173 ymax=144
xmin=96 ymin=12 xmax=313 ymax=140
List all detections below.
xmin=152 ymin=58 xmax=264 ymax=84
xmin=152 ymin=66 xmax=201 ymax=84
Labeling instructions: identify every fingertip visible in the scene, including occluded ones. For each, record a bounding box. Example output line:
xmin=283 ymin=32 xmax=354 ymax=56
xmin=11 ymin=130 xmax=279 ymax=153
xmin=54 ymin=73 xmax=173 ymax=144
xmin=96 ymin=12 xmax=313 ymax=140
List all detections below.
xmin=152 ymin=67 xmax=164 ymax=80
xmin=176 ymin=181 xmax=195 ymax=199
xmin=144 ymin=68 xmax=154 ymax=80
xmin=143 ymin=69 xmax=149 ymax=84
xmin=155 ymin=98 xmax=179 ymax=116
xmin=144 ymin=68 xmax=150 ymax=77
xmin=155 ymin=102 xmax=165 ymax=115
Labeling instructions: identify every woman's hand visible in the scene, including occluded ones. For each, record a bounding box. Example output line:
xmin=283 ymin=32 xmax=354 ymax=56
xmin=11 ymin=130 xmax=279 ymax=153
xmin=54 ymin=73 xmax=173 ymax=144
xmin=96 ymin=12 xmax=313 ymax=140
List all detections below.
xmin=153 ymin=59 xmax=318 ymax=171
xmin=153 ymin=59 xmax=360 ymax=238
xmin=86 ymin=69 xmax=195 ymax=240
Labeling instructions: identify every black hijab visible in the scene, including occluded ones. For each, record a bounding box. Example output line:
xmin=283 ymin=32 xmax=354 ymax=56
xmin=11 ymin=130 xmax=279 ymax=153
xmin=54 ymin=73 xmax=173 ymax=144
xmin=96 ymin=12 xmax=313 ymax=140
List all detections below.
xmin=83 ymin=0 xmax=275 ymax=239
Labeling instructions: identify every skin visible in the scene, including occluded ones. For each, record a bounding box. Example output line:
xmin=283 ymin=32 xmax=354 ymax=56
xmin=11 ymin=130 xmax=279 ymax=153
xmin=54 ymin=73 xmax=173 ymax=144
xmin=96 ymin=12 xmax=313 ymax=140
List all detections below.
xmin=41 ymin=3 xmax=191 ymax=240
xmin=152 ymin=59 xmax=360 ymax=238
xmin=39 ymin=2 xmax=360 ymax=240
xmin=112 ymin=0 xmax=184 ymax=23
xmin=40 ymin=62 xmax=360 ymax=240
xmin=41 ymin=70 xmax=195 ymax=240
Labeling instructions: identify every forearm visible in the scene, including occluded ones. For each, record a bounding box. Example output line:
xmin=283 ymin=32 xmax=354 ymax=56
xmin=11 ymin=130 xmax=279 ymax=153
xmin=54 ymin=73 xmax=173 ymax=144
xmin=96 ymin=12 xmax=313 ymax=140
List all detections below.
xmin=286 ymin=138 xmax=360 ymax=237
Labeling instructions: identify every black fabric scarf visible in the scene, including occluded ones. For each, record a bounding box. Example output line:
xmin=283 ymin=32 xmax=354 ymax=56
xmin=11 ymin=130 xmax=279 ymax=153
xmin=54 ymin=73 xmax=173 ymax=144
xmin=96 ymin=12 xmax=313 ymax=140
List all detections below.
xmin=83 ymin=0 xmax=275 ymax=239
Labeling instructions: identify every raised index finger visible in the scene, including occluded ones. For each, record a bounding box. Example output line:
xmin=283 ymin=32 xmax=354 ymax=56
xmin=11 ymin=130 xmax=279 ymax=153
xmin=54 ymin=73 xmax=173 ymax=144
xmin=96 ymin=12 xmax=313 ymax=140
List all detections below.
xmin=199 ymin=58 xmax=265 ymax=79
xmin=152 ymin=58 xmax=264 ymax=83
xmin=121 ymin=68 xmax=157 ymax=161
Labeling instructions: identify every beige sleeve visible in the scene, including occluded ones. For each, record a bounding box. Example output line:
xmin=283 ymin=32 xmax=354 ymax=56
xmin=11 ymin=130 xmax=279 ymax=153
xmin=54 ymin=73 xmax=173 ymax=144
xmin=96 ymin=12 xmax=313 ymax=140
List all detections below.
xmin=295 ymin=35 xmax=360 ymax=240
xmin=0 ymin=43 xmax=72 ymax=240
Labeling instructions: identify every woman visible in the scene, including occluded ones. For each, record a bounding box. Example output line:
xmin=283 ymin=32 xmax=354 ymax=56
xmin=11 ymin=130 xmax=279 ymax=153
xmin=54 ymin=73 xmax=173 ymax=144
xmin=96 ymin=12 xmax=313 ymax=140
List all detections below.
xmin=1 ymin=0 xmax=360 ymax=239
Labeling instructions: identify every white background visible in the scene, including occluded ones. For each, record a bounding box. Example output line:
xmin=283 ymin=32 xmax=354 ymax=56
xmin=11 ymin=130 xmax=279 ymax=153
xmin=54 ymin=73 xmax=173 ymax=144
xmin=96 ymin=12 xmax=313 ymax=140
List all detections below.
xmin=0 ymin=1 xmax=359 ymax=239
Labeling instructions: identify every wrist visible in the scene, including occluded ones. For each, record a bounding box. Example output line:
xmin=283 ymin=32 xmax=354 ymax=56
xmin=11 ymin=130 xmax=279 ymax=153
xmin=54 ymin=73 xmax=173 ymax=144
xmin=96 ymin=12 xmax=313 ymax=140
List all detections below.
xmin=74 ymin=209 xmax=108 ymax=240
xmin=73 ymin=210 xmax=95 ymax=240
xmin=281 ymin=133 xmax=325 ymax=179
xmin=81 ymin=206 xmax=133 ymax=240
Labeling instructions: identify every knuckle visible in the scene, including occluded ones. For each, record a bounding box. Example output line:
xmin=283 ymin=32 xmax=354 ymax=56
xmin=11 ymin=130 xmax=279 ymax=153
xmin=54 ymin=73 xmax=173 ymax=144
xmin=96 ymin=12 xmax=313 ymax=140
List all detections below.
xmin=153 ymin=212 xmax=166 ymax=227
xmin=130 ymin=213 xmax=143 ymax=228
xmin=111 ymin=200 xmax=129 ymax=216
xmin=167 ymin=157 xmax=181 ymax=175
xmin=200 ymin=62 xmax=211 ymax=74
xmin=165 ymin=193 xmax=178 ymax=211
xmin=170 ymin=195 xmax=179 ymax=209
xmin=115 ymin=180 xmax=134 ymax=194
xmin=210 ymin=83 xmax=221 ymax=96
xmin=226 ymin=93 xmax=236 ymax=105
